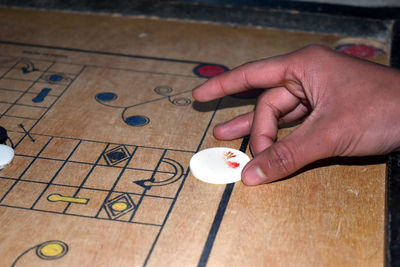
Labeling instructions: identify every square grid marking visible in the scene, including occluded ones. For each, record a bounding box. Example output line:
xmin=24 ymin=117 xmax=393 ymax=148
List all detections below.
xmin=0 ymin=56 xmax=84 ymax=145
xmin=0 ymin=50 xmax=215 ymax=231
xmin=0 ymin=134 xmax=193 ymax=227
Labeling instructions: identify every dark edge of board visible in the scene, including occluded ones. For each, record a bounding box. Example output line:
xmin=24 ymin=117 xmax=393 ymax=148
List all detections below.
xmin=0 ymin=0 xmax=393 ymax=42
xmin=1 ymin=0 xmax=400 ymax=20
xmin=198 ymin=135 xmax=250 ymax=267
xmin=386 ymin=19 xmax=400 ymax=267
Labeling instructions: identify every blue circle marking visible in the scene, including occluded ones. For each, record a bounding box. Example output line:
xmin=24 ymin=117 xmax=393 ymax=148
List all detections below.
xmin=124 ymin=115 xmax=149 ymax=126
xmin=49 ymin=74 xmax=63 ymax=82
xmin=96 ymin=92 xmax=117 ymax=102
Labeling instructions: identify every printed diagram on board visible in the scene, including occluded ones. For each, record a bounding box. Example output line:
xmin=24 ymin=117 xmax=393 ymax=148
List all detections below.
xmin=95 ymin=85 xmax=192 ymax=127
xmin=0 ymin=48 xmax=228 ymax=223
xmin=12 ymin=240 xmax=69 ymax=266
xmin=0 ymin=42 xmax=233 ymax=265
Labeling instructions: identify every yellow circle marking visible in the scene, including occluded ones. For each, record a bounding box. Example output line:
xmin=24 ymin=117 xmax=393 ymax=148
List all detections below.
xmin=111 ymin=202 xmax=128 ymax=212
xmin=39 ymin=242 xmax=64 ymax=258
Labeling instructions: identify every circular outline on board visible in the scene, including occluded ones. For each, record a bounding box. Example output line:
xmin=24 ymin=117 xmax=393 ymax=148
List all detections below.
xmin=36 ymin=240 xmax=69 ymax=260
xmin=95 ymin=92 xmax=118 ymax=102
xmin=192 ymin=63 xmax=229 ymax=78
xmin=333 ymin=37 xmax=387 ymax=58
xmin=122 ymin=113 xmax=150 ymax=127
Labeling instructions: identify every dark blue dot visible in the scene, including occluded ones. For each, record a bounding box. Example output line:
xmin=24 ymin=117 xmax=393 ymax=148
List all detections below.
xmin=124 ymin=115 xmax=149 ymax=126
xmin=107 ymin=151 xmax=126 ymax=162
xmin=96 ymin=92 xmax=117 ymax=102
xmin=49 ymin=74 xmax=63 ymax=82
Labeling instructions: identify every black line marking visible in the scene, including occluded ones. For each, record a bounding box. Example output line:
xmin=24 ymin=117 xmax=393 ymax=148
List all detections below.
xmin=62 ymin=143 xmax=111 ymax=214
xmin=11 ymin=244 xmax=37 ymax=267
xmin=134 ymin=158 xmax=184 ymax=189
xmin=0 ymin=40 xmax=221 ymax=65
xmin=95 ymin=146 xmax=138 ymax=219
xmin=0 ymin=87 xmax=27 ymax=93
xmin=1 ymin=61 xmax=55 ymax=123
xmin=0 ymin=42 xmax=230 ymax=265
xmin=5 ymin=115 xmax=38 ymax=120
xmin=95 ymin=88 xmax=193 ymax=126
xmin=8 ymin=130 xmax=197 ymax=154
xmin=6 ymin=153 xmax=181 ymax=175
xmin=0 ymin=58 xmax=19 ymax=80
xmin=198 ymin=135 xmax=250 ymax=267
xmin=1 ymin=101 xmax=50 ymax=109
xmin=198 ymin=182 xmax=235 ymax=267
xmin=0 ymin=136 xmax=54 ymax=204
xmin=142 ymin=167 xmax=191 ymax=266
xmin=129 ymin=149 xmax=167 ymax=223
xmin=0 ymin=175 xmax=177 ymax=200
xmin=18 ymin=123 xmax=35 ymax=142
xmin=14 ymin=65 xmax=85 ymax=149
xmin=0 ymin=204 xmax=162 ymax=226
xmin=196 ymin=99 xmax=222 ymax=153
xmin=30 ymin=140 xmax=82 ymax=209
xmin=143 ymin=99 xmax=223 ymax=266
xmin=7 ymin=135 xmax=14 ymax=149
xmin=386 ymin=19 xmax=400 ymax=267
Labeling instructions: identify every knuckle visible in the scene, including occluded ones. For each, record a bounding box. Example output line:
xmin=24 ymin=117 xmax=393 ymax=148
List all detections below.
xmin=240 ymin=69 xmax=252 ymax=91
xmin=302 ymin=44 xmax=328 ymax=55
xmin=324 ymin=126 xmax=340 ymax=146
xmin=216 ymin=78 xmax=229 ymax=96
xmin=267 ymin=142 xmax=296 ymax=176
xmin=256 ymin=92 xmax=283 ymax=118
xmin=323 ymin=123 xmax=346 ymax=156
xmin=298 ymin=45 xmax=333 ymax=65
xmin=249 ymin=137 xmax=263 ymax=156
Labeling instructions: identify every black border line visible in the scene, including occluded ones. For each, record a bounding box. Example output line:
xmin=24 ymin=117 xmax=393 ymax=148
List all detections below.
xmin=143 ymin=99 xmax=223 ymax=266
xmin=198 ymin=134 xmax=250 ymax=267
xmin=0 ymin=40 xmax=217 ymax=66
xmin=198 ymin=182 xmax=235 ymax=267
xmin=386 ymin=19 xmax=400 ymax=267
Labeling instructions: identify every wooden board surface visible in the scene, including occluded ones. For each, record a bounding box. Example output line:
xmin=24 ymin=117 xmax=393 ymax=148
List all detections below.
xmin=0 ymin=7 xmax=390 ymax=266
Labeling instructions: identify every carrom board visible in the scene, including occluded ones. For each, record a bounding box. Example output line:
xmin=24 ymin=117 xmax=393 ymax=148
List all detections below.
xmin=0 ymin=7 xmax=391 ymax=266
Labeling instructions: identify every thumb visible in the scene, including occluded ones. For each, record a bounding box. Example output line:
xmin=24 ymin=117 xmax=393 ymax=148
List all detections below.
xmin=241 ymin=121 xmax=334 ymax=185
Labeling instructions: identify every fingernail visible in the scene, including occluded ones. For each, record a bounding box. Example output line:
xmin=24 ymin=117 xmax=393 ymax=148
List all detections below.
xmin=243 ymin=165 xmax=267 ymax=185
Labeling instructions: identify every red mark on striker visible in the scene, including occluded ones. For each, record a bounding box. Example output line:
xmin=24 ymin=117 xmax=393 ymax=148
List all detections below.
xmin=226 ymin=161 xmax=240 ymax=168
xmin=224 ymin=151 xmax=240 ymax=169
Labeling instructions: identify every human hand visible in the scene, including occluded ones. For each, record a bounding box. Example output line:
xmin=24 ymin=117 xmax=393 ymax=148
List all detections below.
xmin=192 ymin=45 xmax=400 ymax=185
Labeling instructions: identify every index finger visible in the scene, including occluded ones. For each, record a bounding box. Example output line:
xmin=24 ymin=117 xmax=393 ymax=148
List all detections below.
xmin=192 ymin=55 xmax=292 ymax=102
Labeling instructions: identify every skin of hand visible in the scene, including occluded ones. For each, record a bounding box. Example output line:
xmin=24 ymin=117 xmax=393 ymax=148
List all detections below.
xmin=192 ymin=45 xmax=400 ymax=185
